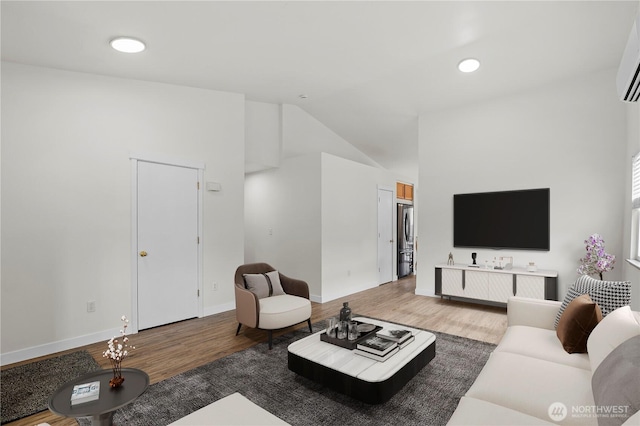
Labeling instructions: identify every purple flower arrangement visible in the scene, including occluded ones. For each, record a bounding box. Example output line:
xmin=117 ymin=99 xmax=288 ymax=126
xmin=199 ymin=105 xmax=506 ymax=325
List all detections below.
xmin=577 ymin=233 xmax=615 ymax=280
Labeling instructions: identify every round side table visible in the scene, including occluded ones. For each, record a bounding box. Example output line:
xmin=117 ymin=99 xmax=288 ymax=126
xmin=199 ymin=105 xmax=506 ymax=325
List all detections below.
xmin=48 ymin=368 xmax=149 ymax=426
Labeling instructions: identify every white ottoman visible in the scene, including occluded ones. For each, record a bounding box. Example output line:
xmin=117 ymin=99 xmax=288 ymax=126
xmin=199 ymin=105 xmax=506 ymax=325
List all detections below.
xmin=169 ymin=393 xmax=289 ymax=425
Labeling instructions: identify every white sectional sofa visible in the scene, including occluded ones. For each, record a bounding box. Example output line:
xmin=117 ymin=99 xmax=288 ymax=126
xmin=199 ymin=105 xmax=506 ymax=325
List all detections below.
xmin=448 ymin=297 xmax=640 ymax=426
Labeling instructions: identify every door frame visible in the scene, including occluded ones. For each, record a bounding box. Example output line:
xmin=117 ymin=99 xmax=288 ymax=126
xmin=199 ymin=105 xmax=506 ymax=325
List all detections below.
xmin=129 ymin=152 xmax=205 ymax=333
xmin=377 ymin=185 xmax=395 ymax=284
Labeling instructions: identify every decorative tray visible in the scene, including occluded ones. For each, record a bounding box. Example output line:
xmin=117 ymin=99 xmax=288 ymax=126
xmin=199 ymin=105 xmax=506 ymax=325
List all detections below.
xmin=320 ymin=320 xmax=382 ymax=350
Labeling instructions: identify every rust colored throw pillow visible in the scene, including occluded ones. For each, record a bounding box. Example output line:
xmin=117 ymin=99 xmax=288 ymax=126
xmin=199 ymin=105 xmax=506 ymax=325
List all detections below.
xmin=556 ymin=294 xmax=603 ymax=354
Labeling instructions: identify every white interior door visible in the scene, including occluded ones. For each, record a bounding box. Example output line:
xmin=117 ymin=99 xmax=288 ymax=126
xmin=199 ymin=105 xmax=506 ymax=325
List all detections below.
xmin=377 ymin=188 xmax=394 ymax=284
xmin=137 ymin=161 xmax=199 ymax=330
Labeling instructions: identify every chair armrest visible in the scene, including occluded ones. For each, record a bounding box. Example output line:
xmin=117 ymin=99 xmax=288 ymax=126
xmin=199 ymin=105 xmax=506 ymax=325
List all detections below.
xmin=235 ymin=286 xmax=259 ymax=328
xmin=279 ymin=273 xmax=310 ymax=299
xmin=507 ymin=296 xmax=562 ymax=330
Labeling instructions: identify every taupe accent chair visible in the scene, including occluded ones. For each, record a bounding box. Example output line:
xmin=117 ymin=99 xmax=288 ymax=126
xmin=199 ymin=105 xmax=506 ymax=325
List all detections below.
xmin=234 ymin=263 xmax=312 ymax=349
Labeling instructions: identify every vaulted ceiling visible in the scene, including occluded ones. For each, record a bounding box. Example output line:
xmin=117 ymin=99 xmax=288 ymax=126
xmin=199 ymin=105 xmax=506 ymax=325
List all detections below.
xmin=2 ymin=1 xmax=638 ymax=177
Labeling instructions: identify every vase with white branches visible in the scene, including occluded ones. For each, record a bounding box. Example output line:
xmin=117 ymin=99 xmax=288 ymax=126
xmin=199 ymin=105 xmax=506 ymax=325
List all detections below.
xmin=103 ymin=315 xmax=135 ymax=388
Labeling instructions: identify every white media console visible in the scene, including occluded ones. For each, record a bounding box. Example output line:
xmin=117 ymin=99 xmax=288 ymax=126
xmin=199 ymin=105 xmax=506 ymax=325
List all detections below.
xmin=435 ymin=264 xmax=558 ymax=306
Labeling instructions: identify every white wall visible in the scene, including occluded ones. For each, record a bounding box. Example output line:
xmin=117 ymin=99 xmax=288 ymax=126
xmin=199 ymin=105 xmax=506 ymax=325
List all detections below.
xmin=622 ymin=101 xmax=640 ymax=310
xmin=417 ymin=69 xmax=628 ymax=301
xmin=244 ymin=154 xmax=323 ymax=296
xmin=245 ymin=151 xmax=407 ymax=302
xmin=245 ymin=101 xmax=281 ymax=173
xmin=1 ymin=62 xmax=246 ymax=364
xmin=244 ymin=100 xmax=414 ymax=302
xmin=320 ymin=153 xmax=398 ymax=301
xmin=282 ymin=104 xmax=383 ymax=169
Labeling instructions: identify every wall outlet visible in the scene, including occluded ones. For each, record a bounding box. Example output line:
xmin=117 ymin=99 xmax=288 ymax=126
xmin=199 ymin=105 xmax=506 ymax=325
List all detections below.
xmin=87 ymin=300 xmax=96 ymax=313
xmin=213 ymin=282 xmax=218 ymax=291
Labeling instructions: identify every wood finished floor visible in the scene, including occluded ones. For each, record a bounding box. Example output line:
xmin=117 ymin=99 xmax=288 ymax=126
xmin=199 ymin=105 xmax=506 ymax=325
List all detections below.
xmin=4 ymin=275 xmax=507 ymax=426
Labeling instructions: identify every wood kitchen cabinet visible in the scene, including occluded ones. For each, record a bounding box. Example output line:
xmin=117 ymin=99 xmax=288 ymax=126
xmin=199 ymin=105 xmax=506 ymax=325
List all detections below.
xmin=397 ymin=182 xmax=413 ymax=201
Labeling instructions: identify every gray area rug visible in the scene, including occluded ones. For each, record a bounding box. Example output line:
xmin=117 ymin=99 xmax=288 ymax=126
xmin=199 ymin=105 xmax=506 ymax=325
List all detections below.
xmin=97 ymin=319 xmax=495 ymax=426
xmin=1 ymin=350 xmax=101 ymax=424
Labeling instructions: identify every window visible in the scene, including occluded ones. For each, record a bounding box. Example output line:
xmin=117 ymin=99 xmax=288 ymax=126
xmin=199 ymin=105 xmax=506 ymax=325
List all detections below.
xmin=631 ymin=153 xmax=640 ymax=261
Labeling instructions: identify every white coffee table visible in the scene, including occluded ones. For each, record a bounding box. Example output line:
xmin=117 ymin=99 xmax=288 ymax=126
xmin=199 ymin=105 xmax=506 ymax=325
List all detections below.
xmin=287 ymin=317 xmax=436 ymax=404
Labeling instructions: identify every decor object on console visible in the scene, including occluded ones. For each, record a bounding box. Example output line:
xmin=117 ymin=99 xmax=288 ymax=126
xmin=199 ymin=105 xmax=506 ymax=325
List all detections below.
xmin=103 ymin=315 xmax=135 ymax=388
xmin=577 ymin=233 xmax=615 ymax=280
xmin=496 ymin=256 xmax=513 ymax=270
xmin=447 ymin=297 xmax=640 ymax=426
xmin=234 ymin=263 xmax=312 ymax=349
xmin=447 ymin=252 xmax=454 ymax=265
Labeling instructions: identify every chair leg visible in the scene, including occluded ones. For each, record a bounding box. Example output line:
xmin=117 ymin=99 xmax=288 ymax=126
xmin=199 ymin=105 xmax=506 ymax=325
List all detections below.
xmin=268 ymin=330 xmax=273 ymax=350
xmin=307 ymin=319 xmax=312 ymax=333
xmin=236 ymin=323 xmax=242 ymax=336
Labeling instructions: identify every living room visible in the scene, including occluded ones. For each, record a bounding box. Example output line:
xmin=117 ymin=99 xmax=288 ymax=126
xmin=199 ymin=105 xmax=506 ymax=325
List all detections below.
xmin=2 ymin=1 xmax=640 ymax=425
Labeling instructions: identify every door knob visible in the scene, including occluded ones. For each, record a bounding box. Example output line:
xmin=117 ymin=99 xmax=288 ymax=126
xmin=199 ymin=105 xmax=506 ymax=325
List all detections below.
xmin=389 ymin=240 xmax=394 ymax=243
xmin=139 ymin=251 xmax=148 ymax=257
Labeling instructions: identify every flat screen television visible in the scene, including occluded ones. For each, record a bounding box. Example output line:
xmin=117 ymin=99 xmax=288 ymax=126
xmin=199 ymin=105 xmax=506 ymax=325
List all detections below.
xmin=453 ymin=188 xmax=550 ymax=251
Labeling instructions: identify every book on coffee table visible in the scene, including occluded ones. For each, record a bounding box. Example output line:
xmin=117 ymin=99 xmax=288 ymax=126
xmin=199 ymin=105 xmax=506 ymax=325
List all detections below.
xmin=70 ymin=380 xmax=100 ymax=405
xmin=397 ymin=335 xmax=415 ymax=349
xmin=356 ymin=335 xmax=397 ymax=356
xmin=376 ymin=328 xmax=412 ymax=343
xmin=354 ymin=347 xmax=399 ymax=362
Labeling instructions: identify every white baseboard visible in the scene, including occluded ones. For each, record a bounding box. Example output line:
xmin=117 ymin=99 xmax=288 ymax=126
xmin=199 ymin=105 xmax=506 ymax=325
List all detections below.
xmin=1 ymin=304 xmax=238 ymax=367
xmin=203 ymin=302 xmax=235 ymax=317
xmin=312 ymin=283 xmax=377 ymax=304
xmin=1 ymin=327 xmax=120 ymax=367
xmin=414 ymin=288 xmax=437 ymax=297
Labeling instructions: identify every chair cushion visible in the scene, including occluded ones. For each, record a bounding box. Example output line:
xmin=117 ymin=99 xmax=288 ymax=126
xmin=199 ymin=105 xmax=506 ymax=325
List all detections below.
xmin=258 ymin=295 xmax=311 ymax=330
xmin=591 ymin=335 xmax=640 ymax=426
xmin=556 ymin=294 xmax=602 ymax=354
xmin=554 ymin=275 xmax=630 ymax=328
xmin=243 ymin=271 xmax=285 ymax=299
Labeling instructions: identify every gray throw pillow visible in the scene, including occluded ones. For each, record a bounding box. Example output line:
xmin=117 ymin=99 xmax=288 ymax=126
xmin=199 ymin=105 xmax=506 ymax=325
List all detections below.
xmin=555 ymin=275 xmax=631 ymax=328
xmin=243 ymin=271 xmax=285 ymax=299
xmin=591 ymin=335 xmax=640 ymax=426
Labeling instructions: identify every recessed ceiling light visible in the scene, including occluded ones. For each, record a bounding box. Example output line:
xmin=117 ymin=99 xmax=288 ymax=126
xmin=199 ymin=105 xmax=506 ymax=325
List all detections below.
xmin=458 ymin=58 xmax=480 ymax=73
xmin=299 ymin=94 xmax=309 ymax=99
xmin=110 ymin=37 xmax=146 ymax=53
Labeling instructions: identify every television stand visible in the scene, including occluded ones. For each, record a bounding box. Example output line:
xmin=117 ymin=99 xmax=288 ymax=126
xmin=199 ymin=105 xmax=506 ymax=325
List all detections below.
xmin=434 ymin=264 xmax=557 ymax=306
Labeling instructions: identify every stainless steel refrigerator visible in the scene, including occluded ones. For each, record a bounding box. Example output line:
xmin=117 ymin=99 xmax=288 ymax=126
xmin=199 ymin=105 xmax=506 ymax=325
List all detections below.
xmin=397 ymin=204 xmax=414 ymax=278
